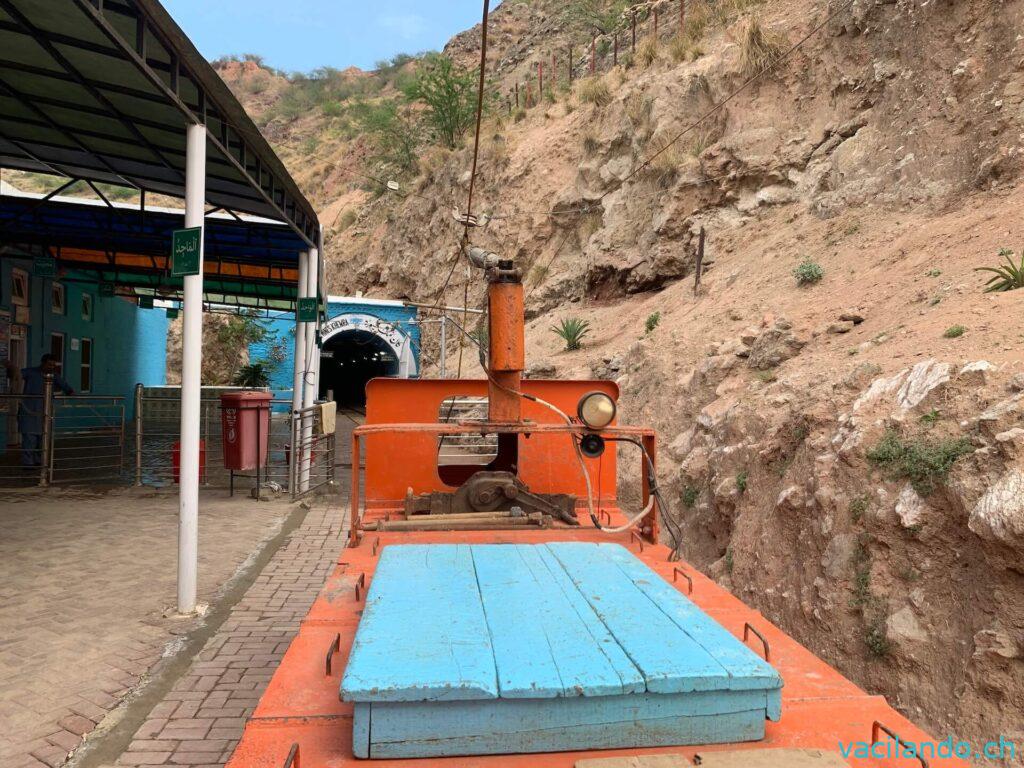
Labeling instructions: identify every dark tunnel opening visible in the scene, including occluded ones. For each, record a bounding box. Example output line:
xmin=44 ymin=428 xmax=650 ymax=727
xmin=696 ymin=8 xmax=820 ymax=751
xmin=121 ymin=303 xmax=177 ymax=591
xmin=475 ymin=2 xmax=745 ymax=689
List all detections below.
xmin=319 ymin=329 xmax=399 ymax=409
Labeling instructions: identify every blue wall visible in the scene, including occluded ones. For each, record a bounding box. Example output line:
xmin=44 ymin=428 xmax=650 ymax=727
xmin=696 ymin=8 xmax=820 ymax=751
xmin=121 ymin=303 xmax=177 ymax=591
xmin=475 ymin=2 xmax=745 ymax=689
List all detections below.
xmin=1 ymin=257 xmax=168 ymax=412
xmin=250 ymin=299 xmax=420 ymax=405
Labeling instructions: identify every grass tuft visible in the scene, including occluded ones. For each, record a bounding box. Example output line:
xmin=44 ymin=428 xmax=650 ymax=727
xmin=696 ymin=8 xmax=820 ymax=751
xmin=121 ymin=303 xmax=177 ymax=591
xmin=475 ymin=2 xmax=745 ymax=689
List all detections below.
xmin=577 ymin=77 xmax=613 ymax=107
xmin=866 ymin=430 xmax=974 ymax=496
xmin=739 ymin=17 xmax=785 ymax=78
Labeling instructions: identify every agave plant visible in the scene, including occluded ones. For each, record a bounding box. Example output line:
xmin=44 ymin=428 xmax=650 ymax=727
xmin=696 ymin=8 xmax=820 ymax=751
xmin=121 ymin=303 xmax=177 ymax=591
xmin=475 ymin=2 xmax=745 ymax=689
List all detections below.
xmin=551 ymin=317 xmax=591 ymax=351
xmin=233 ymin=363 xmax=271 ymax=388
xmin=976 ymin=248 xmax=1024 ymax=292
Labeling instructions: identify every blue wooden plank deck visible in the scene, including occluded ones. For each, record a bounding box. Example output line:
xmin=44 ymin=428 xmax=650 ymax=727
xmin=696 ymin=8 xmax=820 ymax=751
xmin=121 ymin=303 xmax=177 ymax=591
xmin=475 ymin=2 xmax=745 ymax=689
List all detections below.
xmin=340 ymin=542 xmax=784 ymax=758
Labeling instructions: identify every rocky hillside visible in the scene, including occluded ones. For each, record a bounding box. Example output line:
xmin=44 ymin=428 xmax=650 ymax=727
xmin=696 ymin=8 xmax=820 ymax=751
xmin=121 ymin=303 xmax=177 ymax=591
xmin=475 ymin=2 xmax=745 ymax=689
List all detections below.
xmin=218 ymin=0 xmax=1024 ymax=761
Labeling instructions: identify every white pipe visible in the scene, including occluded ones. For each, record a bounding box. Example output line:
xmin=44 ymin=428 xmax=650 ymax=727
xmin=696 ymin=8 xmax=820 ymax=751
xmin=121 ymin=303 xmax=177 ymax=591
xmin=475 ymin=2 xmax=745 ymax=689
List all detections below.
xmin=439 ymin=315 xmax=447 ymax=378
xmin=177 ymin=123 xmax=206 ymax=615
xmin=299 ymin=247 xmax=319 ymax=492
xmin=291 ymin=251 xmax=308 ymax=493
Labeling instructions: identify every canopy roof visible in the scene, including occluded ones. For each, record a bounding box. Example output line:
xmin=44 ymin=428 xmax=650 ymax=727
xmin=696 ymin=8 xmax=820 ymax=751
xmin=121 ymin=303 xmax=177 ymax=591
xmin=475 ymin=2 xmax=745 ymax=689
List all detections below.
xmin=2 ymin=187 xmax=304 ymax=308
xmin=0 ymin=0 xmax=319 ymax=247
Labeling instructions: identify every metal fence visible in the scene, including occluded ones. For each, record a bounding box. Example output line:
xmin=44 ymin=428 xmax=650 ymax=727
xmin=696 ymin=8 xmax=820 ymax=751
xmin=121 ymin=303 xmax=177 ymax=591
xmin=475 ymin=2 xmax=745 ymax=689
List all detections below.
xmin=134 ymin=385 xmax=293 ymax=492
xmin=1 ymin=380 xmax=338 ymax=496
xmin=438 ymin=396 xmax=498 ymax=466
xmin=290 ymin=404 xmax=336 ymax=499
xmin=0 ymin=391 xmax=126 ymax=487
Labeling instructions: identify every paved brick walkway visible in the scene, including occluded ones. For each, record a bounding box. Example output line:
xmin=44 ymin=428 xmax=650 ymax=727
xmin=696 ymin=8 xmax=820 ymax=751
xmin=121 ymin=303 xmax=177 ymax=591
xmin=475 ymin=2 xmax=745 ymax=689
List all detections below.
xmin=0 ymin=489 xmax=290 ymax=768
xmin=112 ymin=499 xmax=346 ymax=768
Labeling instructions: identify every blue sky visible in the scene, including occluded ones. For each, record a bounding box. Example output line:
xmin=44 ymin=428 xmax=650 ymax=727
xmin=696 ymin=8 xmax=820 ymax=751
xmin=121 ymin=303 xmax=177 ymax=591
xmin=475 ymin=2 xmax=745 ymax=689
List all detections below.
xmin=163 ymin=1 xmax=497 ymax=74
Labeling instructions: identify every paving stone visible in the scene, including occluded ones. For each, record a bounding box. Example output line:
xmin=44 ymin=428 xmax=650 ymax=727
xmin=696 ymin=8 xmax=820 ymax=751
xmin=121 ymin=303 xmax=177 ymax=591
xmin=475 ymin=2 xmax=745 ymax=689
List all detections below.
xmin=0 ymin=491 xmax=291 ymax=768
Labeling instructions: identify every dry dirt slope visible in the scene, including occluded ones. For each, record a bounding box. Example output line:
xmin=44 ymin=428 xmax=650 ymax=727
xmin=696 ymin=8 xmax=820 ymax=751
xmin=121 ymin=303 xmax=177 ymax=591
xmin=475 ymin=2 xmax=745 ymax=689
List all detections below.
xmin=217 ymin=0 xmax=1024 ymax=761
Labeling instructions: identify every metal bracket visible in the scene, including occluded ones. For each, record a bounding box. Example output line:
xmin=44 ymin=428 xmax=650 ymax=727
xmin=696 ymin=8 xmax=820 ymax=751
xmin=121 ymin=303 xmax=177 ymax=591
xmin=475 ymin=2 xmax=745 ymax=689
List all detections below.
xmin=354 ymin=573 xmax=366 ymax=602
xmin=872 ymin=721 xmax=929 ymax=768
xmin=743 ymin=622 xmax=771 ymax=662
xmin=630 ymin=529 xmax=645 ymax=552
xmin=325 ymin=633 xmax=341 ymax=676
xmin=672 ymin=566 xmax=693 ymax=595
xmin=283 ymin=743 xmax=300 ymax=768
xmin=372 ymin=537 xmax=380 ymax=557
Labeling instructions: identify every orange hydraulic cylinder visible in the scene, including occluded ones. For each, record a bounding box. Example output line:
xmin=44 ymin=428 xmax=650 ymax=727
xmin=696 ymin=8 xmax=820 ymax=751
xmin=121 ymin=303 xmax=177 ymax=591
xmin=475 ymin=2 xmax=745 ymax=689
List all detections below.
xmin=487 ymin=280 xmax=525 ymax=423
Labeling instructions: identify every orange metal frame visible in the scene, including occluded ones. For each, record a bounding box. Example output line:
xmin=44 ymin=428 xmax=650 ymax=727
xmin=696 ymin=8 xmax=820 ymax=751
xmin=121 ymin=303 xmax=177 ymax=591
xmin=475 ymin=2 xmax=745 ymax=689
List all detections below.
xmin=349 ymin=378 xmax=658 ymax=544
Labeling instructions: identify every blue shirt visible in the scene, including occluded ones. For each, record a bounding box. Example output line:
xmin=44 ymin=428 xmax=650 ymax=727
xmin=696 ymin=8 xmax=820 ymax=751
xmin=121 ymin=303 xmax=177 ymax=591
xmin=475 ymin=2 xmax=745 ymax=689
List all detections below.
xmin=18 ymin=367 xmax=73 ymax=417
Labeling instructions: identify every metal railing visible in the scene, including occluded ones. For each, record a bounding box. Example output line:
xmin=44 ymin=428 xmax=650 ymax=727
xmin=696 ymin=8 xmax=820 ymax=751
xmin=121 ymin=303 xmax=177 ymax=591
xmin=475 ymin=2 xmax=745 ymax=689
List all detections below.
xmin=438 ymin=396 xmax=498 ymax=465
xmin=0 ymin=387 xmax=126 ymax=487
xmin=290 ymin=404 xmax=336 ymax=500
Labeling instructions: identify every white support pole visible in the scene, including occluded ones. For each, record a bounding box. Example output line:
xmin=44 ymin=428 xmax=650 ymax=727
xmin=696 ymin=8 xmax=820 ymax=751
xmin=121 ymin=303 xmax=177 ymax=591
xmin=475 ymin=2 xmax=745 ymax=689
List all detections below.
xmin=290 ymin=251 xmax=308 ymax=493
xmin=439 ymin=315 xmax=447 ymax=379
xmin=177 ymin=123 xmax=206 ymax=615
xmin=291 ymin=251 xmax=308 ymax=417
xmin=299 ymin=247 xmax=319 ymax=492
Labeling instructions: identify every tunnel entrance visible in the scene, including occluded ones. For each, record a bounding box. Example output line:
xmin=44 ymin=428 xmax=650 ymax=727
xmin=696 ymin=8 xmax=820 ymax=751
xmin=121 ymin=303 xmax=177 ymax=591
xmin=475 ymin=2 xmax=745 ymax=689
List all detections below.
xmin=319 ymin=329 xmax=399 ymax=409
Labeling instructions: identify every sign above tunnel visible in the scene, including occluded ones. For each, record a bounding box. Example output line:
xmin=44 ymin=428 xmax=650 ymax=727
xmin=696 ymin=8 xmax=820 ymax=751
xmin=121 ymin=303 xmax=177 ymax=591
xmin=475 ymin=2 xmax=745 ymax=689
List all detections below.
xmin=321 ymin=314 xmax=406 ymax=351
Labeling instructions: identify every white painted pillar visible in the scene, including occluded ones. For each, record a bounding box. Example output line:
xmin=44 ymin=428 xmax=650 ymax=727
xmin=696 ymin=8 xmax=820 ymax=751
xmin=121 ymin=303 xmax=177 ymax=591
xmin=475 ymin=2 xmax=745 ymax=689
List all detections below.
xmin=291 ymin=251 xmax=308 ymax=493
xmin=177 ymin=123 xmax=206 ymax=615
xmin=299 ymin=247 xmax=319 ymax=492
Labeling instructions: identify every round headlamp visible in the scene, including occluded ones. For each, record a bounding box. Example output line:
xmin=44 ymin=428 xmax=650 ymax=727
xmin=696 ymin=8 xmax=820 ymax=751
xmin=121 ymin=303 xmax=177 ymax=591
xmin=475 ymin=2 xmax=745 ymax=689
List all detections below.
xmin=577 ymin=391 xmax=617 ymax=430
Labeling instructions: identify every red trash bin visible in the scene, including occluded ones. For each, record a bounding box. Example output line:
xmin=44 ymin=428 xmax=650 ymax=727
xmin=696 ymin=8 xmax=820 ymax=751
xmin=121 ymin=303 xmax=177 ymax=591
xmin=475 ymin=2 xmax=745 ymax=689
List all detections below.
xmin=173 ymin=440 xmax=206 ymax=483
xmin=221 ymin=391 xmax=273 ymax=471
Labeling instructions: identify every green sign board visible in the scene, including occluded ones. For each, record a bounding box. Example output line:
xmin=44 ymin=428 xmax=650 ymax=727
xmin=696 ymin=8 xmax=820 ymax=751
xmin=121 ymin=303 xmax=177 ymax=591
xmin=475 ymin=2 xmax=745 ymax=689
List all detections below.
xmin=34 ymin=257 xmax=57 ymax=277
xmin=99 ymin=283 xmax=115 ymax=297
xmin=166 ymin=307 xmax=179 ymax=320
xmin=297 ymin=297 xmax=318 ymax=323
xmin=138 ymin=296 xmax=154 ymax=309
xmin=171 ymin=227 xmax=202 ymax=277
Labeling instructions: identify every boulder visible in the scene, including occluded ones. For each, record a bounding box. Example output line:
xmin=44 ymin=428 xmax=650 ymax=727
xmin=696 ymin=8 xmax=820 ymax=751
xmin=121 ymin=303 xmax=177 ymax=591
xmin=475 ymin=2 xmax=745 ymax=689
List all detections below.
xmin=896 ymin=360 xmax=952 ymax=410
xmin=959 ymin=360 xmax=995 ymax=385
xmin=895 ymin=484 xmax=927 ymax=528
xmin=972 ymin=628 xmax=1021 ymax=660
xmin=827 ymin=321 xmax=855 ymax=334
xmin=747 ymin=323 xmax=806 ymax=371
xmin=969 ymin=469 xmax=1024 ymax=546
xmin=775 ymin=485 xmax=808 ymax=512
xmin=887 ymin=606 xmax=929 ymax=645
xmin=822 ymin=533 xmax=858 ymax=579
xmin=839 ymin=311 xmax=866 ymax=324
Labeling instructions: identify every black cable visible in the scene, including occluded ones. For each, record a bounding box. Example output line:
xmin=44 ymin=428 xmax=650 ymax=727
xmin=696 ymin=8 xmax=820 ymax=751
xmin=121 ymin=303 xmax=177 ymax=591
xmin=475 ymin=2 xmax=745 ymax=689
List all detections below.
xmin=601 ymin=435 xmax=683 ymax=554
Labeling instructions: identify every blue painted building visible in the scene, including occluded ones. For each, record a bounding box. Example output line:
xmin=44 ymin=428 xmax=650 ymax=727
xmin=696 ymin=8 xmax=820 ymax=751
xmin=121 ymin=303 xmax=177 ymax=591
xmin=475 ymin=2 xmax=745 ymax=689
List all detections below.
xmin=251 ymin=297 xmax=419 ymax=409
xmin=1 ymin=256 xmax=168 ymax=413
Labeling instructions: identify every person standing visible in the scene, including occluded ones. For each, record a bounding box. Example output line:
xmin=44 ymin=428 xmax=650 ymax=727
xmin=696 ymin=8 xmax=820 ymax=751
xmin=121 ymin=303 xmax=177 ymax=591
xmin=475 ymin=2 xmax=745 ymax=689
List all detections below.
xmin=3 ymin=353 xmax=74 ymax=469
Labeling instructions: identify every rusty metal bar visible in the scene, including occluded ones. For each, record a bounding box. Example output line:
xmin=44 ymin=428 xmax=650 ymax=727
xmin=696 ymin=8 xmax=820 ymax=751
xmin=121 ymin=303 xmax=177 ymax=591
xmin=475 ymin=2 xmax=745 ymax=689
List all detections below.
xmin=372 ymin=536 xmax=380 ymax=557
xmin=872 ymin=722 xmax=929 ymax=768
xmin=283 ymin=743 xmax=299 ymax=768
xmin=354 ymin=572 xmax=366 ymax=602
xmin=630 ymin=529 xmax=644 ymax=552
xmin=673 ymin=566 xmax=693 ymax=595
xmin=743 ymin=622 xmax=771 ymax=662
xmin=325 ymin=632 xmax=341 ymax=676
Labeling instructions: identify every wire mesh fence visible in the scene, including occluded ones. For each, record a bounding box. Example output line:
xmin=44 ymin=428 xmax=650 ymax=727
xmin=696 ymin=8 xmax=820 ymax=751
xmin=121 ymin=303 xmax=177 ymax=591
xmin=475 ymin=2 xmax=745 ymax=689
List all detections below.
xmin=504 ymin=0 xmax=692 ymax=113
xmin=134 ymin=386 xmax=294 ymax=491
xmin=50 ymin=396 xmax=126 ymax=485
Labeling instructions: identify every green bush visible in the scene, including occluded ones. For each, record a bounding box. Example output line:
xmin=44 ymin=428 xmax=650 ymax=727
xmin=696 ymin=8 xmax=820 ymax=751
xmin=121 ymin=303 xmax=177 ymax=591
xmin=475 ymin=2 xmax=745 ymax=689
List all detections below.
xmin=866 ymin=430 xmax=974 ymax=495
xmin=233 ymin=363 xmax=271 ymax=388
xmin=644 ymin=312 xmax=661 ymax=335
xmin=943 ymin=324 xmax=966 ymax=339
xmin=351 ymin=100 xmax=421 ymax=175
xmin=976 ymin=248 xmax=1024 ymax=292
xmin=793 ymin=258 xmax=824 ymax=286
xmin=736 ymin=471 xmax=748 ymax=494
xmin=682 ymin=485 xmax=699 ymax=508
xmin=849 ymin=494 xmax=870 ymax=523
xmin=551 ymin=317 xmax=591 ymax=351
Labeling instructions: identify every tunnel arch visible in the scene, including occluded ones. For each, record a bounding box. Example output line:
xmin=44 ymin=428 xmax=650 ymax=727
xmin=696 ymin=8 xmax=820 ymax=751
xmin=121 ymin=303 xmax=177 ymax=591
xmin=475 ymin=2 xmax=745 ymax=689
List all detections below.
xmin=318 ymin=313 xmax=416 ymax=409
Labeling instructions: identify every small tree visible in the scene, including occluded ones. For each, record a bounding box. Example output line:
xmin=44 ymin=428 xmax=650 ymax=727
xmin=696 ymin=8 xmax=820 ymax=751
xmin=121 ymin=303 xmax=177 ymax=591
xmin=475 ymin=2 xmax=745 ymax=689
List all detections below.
xmin=233 ymin=363 xmax=271 ymax=388
xmin=562 ymin=0 xmax=629 ymax=35
xmin=402 ymin=54 xmax=478 ymax=149
xmin=353 ymin=100 xmax=421 ymax=176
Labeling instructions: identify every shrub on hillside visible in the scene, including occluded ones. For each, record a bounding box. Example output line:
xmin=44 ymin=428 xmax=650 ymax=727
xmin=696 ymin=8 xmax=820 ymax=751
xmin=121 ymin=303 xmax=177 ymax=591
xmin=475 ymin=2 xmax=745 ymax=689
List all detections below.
xmin=793 ymin=258 xmax=824 ymax=286
xmin=739 ymin=17 xmax=785 ymax=78
xmin=577 ymin=77 xmax=613 ymax=107
xmin=976 ymin=248 xmax=1024 ymax=292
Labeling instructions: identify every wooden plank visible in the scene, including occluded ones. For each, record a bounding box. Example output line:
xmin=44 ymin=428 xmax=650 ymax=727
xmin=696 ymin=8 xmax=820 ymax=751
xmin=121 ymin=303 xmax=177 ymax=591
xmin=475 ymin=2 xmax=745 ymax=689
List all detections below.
xmin=547 ymin=543 xmax=732 ymax=694
xmin=367 ymin=690 xmax=768 ymax=758
xmin=575 ymin=757 xmax=693 ymax=768
xmin=692 ymin=749 xmax=851 ymax=767
xmin=472 ymin=544 xmax=643 ymax=698
xmin=352 ymin=703 xmax=370 ymax=759
xmin=597 ymin=543 xmax=783 ymax=697
xmin=339 ymin=544 xmax=497 ymax=702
